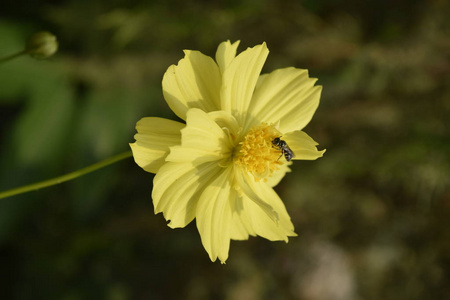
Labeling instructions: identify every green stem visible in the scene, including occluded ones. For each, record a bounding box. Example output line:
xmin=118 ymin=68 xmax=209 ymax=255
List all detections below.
xmin=0 ymin=50 xmax=27 ymax=64
xmin=0 ymin=151 xmax=133 ymax=200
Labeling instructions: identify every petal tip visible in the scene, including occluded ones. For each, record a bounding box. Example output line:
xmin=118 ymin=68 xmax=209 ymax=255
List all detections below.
xmin=318 ymin=148 xmax=326 ymax=157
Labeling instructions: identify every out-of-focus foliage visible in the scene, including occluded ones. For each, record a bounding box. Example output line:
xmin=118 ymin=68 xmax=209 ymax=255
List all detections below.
xmin=0 ymin=0 xmax=449 ymax=299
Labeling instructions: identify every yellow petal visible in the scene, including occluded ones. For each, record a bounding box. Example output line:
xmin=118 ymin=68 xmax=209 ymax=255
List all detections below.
xmin=265 ymin=161 xmax=292 ymax=188
xmin=220 ymin=43 xmax=269 ymax=125
xmin=245 ymin=67 xmax=321 ymax=133
xmin=229 ymin=209 xmax=252 ymax=240
xmin=208 ymin=110 xmax=241 ymax=140
xmin=229 ymin=193 xmax=256 ymax=240
xmin=236 ymin=179 xmax=297 ymax=242
xmin=215 ymin=40 xmax=240 ymax=73
xmin=152 ymin=161 xmax=223 ymax=228
xmin=162 ymin=50 xmax=221 ymax=120
xmin=167 ymin=108 xmax=234 ymax=164
xmin=235 ymin=168 xmax=279 ymax=223
xmin=130 ymin=117 xmax=184 ymax=173
xmin=283 ymin=130 xmax=326 ymax=160
xmin=196 ymin=167 xmax=234 ymax=263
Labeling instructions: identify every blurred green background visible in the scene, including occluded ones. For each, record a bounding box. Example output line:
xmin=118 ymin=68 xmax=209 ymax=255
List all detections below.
xmin=1 ymin=0 xmax=449 ymax=299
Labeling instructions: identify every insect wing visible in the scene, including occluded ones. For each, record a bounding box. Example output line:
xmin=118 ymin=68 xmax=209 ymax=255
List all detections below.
xmin=283 ymin=144 xmax=295 ymax=161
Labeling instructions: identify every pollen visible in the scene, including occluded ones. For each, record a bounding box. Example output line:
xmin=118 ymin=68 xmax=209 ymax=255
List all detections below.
xmin=234 ymin=123 xmax=283 ymax=180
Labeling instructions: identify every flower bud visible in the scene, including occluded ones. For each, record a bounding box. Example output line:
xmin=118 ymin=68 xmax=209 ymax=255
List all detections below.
xmin=25 ymin=31 xmax=58 ymax=59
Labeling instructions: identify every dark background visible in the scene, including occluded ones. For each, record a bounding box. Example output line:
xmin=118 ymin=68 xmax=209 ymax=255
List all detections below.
xmin=1 ymin=0 xmax=449 ymax=299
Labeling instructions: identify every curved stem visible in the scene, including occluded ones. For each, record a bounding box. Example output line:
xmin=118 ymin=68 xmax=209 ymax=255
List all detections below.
xmin=0 ymin=151 xmax=133 ymax=200
xmin=0 ymin=50 xmax=27 ymax=64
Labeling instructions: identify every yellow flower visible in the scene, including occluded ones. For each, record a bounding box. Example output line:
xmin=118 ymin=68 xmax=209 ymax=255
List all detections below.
xmin=130 ymin=41 xmax=325 ymax=263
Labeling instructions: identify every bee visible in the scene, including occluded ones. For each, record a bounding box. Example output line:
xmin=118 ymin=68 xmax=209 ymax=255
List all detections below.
xmin=272 ymin=137 xmax=295 ymax=161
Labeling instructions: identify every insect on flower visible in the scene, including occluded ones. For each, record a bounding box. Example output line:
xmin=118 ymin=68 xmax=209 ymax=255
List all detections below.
xmin=272 ymin=137 xmax=295 ymax=161
xmin=130 ymin=40 xmax=326 ymax=263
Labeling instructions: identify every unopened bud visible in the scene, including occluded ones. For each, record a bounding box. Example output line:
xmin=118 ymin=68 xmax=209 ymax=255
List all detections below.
xmin=25 ymin=31 xmax=58 ymax=59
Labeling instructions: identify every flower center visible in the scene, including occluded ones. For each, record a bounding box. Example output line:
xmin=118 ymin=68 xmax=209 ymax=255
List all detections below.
xmin=234 ymin=123 xmax=284 ymax=180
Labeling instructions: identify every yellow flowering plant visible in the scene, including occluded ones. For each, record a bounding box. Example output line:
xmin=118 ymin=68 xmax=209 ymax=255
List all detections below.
xmin=130 ymin=40 xmax=325 ymax=263
xmin=0 ymin=39 xmax=324 ymax=263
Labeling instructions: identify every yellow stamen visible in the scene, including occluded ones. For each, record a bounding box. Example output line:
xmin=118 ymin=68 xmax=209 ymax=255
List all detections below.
xmin=234 ymin=123 xmax=283 ymax=181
